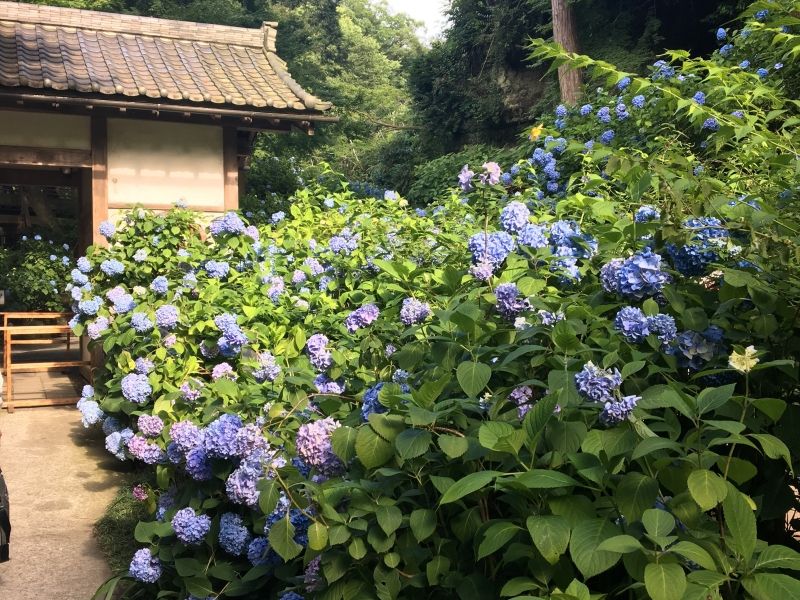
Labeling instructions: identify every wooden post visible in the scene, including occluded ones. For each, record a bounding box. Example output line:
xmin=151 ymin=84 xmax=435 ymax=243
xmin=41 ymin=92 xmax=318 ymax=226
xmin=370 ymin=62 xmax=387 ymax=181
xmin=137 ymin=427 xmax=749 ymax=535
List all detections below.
xmin=90 ymin=117 xmax=108 ymax=246
xmin=551 ymin=0 xmax=583 ymax=104
xmin=223 ymin=127 xmax=239 ymax=211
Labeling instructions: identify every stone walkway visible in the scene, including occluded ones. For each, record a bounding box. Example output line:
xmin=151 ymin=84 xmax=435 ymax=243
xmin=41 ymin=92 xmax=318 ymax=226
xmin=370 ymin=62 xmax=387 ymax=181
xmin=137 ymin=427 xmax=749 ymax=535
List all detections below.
xmin=0 ymin=405 xmax=124 ymax=599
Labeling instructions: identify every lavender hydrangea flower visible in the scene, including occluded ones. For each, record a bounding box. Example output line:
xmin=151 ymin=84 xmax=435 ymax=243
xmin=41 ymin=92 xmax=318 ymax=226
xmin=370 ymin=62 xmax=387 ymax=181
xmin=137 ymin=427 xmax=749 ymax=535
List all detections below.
xmin=306 ymin=334 xmax=333 ymax=371
xmin=171 ymin=507 xmax=211 ymax=545
xmin=209 ymin=212 xmax=246 ymax=236
xmin=204 ymin=414 xmax=243 ymax=458
xmin=614 ymin=307 xmax=651 ymax=343
xmin=129 ymin=548 xmax=161 ymax=583
xmin=315 ymin=374 xmax=345 ymax=395
xmin=254 ymin=351 xmax=281 ymax=383
xmin=150 ymin=276 xmax=168 ymax=295
xmin=78 ymin=398 xmax=105 ymax=428
xmin=469 ymin=260 xmax=495 ymax=281
xmin=99 ymin=220 xmax=116 ymax=239
xmin=344 ymin=304 xmax=380 ymax=333
xmin=121 ymin=373 xmax=152 ymax=404
xmin=304 ymin=555 xmax=324 ymax=592
xmin=303 ymin=257 xmax=325 ymax=276
xmin=130 ymin=313 xmax=153 ymax=332
xmin=137 ymin=415 xmax=164 ymax=438
xmin=219 ymin=513 xmax=251 ymax=555
xmin=135 ymin=357 xmax=154 ymax=374
xmin=185 ymin=447 xmax=212 ymax=481
xmin=509 ymin=386 xmax=534 ymax=419
xmin=154 ymin=305 xmax=179 ymax=329
xmin=400 ymin=297 xmax=431 ymax=325
xmin=127 ymin=435 xmax=165 ymax=464
xmin=500 ymin=201 xmax=530 ymax=233
xmin=87 ymin=317 xmax=109 ymax=340
xmin=458 ymin=165 xmax=475 ymax=191
xmin=296 ymin=417 xmax=344 ymax=477
xmin=205 ymin=260 xmax=230 ymax=279
xmin=100 ymin=259 xmax=125 ymax=276
xmin=575 ymin=361 xmax=622 ymax=402
xmin=600 ymin=395 xmax=639 ymax=425
xmin=170 ymin=421 xmax=204 ymax=453
xmin=226 ymin=453 xmax=264 ymax=506
xmin=495 ymin=283 xmax=529 ymax=319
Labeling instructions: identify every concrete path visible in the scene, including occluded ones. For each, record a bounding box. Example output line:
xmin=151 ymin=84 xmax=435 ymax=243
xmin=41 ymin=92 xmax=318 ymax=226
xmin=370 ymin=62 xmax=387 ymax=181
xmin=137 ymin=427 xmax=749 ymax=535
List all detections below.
xmin=0 ymin=406 xmax=124 ymax=599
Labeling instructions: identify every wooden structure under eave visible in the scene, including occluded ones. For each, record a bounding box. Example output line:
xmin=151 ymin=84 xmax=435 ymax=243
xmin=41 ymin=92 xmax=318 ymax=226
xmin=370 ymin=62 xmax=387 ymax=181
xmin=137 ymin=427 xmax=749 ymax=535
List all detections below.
xmin=0 ymin=1 xmax=335 ymax=247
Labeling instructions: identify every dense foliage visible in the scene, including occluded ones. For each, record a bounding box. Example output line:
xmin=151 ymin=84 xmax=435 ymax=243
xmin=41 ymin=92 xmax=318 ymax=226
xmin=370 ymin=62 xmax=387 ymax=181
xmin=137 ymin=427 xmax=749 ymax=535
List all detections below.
xmin=71 ymin=2 xmax=800 ymax=599
xmin=1 ymin=234 xmax=74 ymax=311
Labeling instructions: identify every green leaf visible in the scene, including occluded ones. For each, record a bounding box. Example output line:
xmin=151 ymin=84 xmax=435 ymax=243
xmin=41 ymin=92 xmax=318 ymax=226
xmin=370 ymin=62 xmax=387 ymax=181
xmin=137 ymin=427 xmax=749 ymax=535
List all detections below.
xmin=356 ymin=426 xmax=394 ymax=469
xmin=331 ymin=426 xmax=357 ymax=463
xmin=687 ymin=469 xmax=728 ymax=511
xmin=395 ymin=429 xmax=431 ymax=459
xmin=439 ymin=471 xmax=501 ymax=505
xmin=479 ymin=422 xmax=524 ymax=454
xmin=477 ymin=521 xmax=521 ymax=560
xmin=750 ymin=433 xmax=793 ymax=473
xmin=569 ymin=518 xmax=621 ymax=578
xmin=723 ymin=483 xmax=757 ymax=563
xmin=257 ymin=479 xmax=280 ymax=515
xmin=409 ymin=508 xmax=436 ymax=542
xmin=499 ymin=577 xmax=538 ymax=597
xmin=174 ymin=557 xmax=203 ymax=577
xmin=348 ymin=537 xmax=367 ymax=560
xmin=185 ymin=576 xmax=214 ymax=598
xmin=696 ymin=384 xmax=736 ymax=415
xmin=368 ymin=413 xmax=405 ymax=442
xmin=639 ymin=385 xmax=693 ymax=419
xmin=552 ymin=319 xmax=582 ymax=353
xmin=596 ymin=535 xmax=643 ymax=554
xmin=642 ymin=508 xmax=675 ymax=537
xmin=438 ymin=434 xmax=469 ymax=458
xmin=523 ymin=393 xmax=559 ymax=444
xmin=755 ymin=545 xmax=800 ymax=571
xmin=426 ymin=556 xmax=450 ymax=585
xmin=669 ymin=541 xmax=717 ymax=571
xmin=308 ymin=522 xmax=328 ymax=551
xmin=742 ymin=573 xmax=800 ymax=600
xmin=632 ymin=436 xmax=682 ymax=460
xmin=514 ymin=469 xmax=579 ymax=489
xmin=526 ymin=515 xmax=570 ymax=565
xmin=456 ymin=361 xmax=492 ymax=398
xmin=376 ymin=505 xmax=403 ymax=536
xmin=621 ymin=360 xmax=646 ymax=379
xmin=645 ymin=563 xmax=687 ymax=600
xmin=615 ymin=473 xmax=659 ymax=522
xmin=269 ymin=516 xmax=303 ymax=561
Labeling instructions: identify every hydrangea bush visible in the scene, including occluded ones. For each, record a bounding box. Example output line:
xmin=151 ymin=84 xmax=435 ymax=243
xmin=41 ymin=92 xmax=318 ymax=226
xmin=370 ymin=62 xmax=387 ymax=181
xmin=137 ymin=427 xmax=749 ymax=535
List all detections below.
xmin=76 ymin=3 xmax=800 ymax=599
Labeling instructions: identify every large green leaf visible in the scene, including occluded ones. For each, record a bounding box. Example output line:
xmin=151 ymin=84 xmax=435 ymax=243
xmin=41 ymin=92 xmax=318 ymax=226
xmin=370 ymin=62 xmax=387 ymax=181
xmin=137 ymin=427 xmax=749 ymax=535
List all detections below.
xmin=668 ymin=541 xmax=717 ymax=571
xmin=356 ymin=425 xmax=394 ymax=469
xmin=644 ymin=563 xmax=687 ymax=600
xmin=439 ymin=471 xmax=501 ymax=504
xmin=722 ymin=483 xmax=756 ymax=563
xmin=456 ymin=361 xmax=492 ymax=398
xmin=395 ymin=429 xmax=432 ymax=459
xmin=552 ymin=319 xmax=582 ymax=353
xmin=308 ymin=522 xmax=329 ymax=551
xmin=477 ymin=521 xmax=521 ymax=560
xmin=615 ymin=473 xmax=659 ymax=522
xmin=687 ymin=469 xmax=727 ymax=511
xmin=526 ymin=515 xmax=570 ymax=565
xmin=642 ymin=508 xmax=675 ymax=537
xmin=269 ymin=516 xmax=303 ymax=562
xmin=438 ymin=434 xmax=469 ymax=458
xmin=409 ymin=509 xmax=436 ymax=542
xmin=376 ymin=505 xmax=403 ymax=536
xmin=331 ymin=426 xmax=358 ymax=463
xmin=742 ymin=573 xmax=800 ymax=600
xmin=696 ymin=384 xmax=736 ymax=415
xmin=514 ymin=469 xmax=580 ymax=489
xmin=569 ymin=518 xmax=621 ymax=578
xmin=754 ymin=545 xmax=800 ymax=571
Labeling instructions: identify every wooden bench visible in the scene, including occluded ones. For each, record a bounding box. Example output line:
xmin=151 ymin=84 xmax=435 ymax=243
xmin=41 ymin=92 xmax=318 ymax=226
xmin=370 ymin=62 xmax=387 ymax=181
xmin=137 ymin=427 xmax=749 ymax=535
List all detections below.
xmin=1 ymin=324 xmax=91 ymax=412
xmin=1 ymin=311 xmax=74 ymax=350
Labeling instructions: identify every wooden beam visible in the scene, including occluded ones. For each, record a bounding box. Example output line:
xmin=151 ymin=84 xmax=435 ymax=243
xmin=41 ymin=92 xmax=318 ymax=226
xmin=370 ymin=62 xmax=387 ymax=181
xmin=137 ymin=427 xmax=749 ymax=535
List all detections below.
xmin=91 ymin=116 xmax=108 ymax=246
xmin=223 ymin=127 xmax=239 ymax=211
xmin=0 ymin=145 xmax=92 ymax=168
xmin=107 ymin=201 xmax=225 ymax=213
xmin=0 ymin=169 xmax=82 ymax=187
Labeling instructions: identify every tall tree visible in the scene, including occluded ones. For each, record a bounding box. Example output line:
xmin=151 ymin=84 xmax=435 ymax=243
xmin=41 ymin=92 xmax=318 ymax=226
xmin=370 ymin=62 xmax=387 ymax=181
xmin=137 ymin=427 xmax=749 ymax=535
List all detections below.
xmin=550 ymin=0 xmax=582 ymax=103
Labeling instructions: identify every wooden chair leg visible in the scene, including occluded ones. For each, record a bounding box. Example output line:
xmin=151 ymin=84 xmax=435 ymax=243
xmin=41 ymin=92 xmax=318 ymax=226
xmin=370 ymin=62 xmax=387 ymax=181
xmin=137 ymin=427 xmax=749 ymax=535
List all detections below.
xmin=4 ymin=329 xmax=12 ymax=413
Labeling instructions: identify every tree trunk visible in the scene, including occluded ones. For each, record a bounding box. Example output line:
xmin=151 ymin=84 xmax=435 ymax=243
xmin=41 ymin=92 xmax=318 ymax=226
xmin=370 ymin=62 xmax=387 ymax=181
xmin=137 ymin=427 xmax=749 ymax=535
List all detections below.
xmin=551 ymin=0 xmax=582 ymax=104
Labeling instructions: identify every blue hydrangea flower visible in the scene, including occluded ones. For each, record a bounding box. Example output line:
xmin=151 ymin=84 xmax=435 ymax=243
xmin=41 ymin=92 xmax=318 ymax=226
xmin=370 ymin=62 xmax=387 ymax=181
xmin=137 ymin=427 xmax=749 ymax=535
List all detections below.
xmin=600 ymin=395 xmax=640 ymax=425
xmin=615 ymin=103 xmax=629 ymax=120
xmin=344 ymin=304 xmax=380 ymax=333
xmin=185 ymin=447 xmax=212 ymax=481
xmin=579 ymin=104 xmax=593 ymax=116
xmin=600 ymin=130 xmax=616 ymax=145
xmin=150 ymin=276 xmax=168 ymax=295
xmin=169 ymin=421 xmax=203 ymax=453
xmin=739 ymin=60 xmax=750 ymax=70
xmin=226 ymin=453 xmax=264 ymax=506
xmin=500 ymin=201 xmax=530 ymax=233
xmin=669 ymin=330 xmax=720 ymax=370
xmin=209 ymin=212 xmax=246 ymax=236
xmin=617 ymin=76 xmax=631 ymax=90
xmin=254 ymin=351 xmax=281 ymax=383
xmin=468 ymin=231 xmax=515 ymax=266
xmin=271 ymin=211 xmax=286 ymax=224
xmin=99 ymin=220 xmax=115 ymax=239
xmin=131 ymin=313 xmax=153 ymax=333
xmin=755 ymin=9 xmax=768 ymax=21
xmin=575 ymin=362 xmax=622 ymax=402
xmin=105 ymin=428 xmax=133 ymax=460
xmin=172 ymin=507 xmax=211 ymax=545
xmin=757 ymin=67 xmax=768 ymax=79
xmin=648 ymin=314 xmax=678 ymax=345
xmin=306 ymin=334 xmax=332 ymax=371
xmin=78 ymin=398 xmax=105 ymax=428
xmin=121 ymin=373 xmax=152 ymax=404
xmin=716 ymin=28 xmax=726 ymax=41
xmin=720 ymin=43 xmax=733 ymax=57
xmin=71 ymin=268 xmax=89 ymax=286
xmin=314 ymin=374 xmax=345 ymax=395
xmin=154 ymin=305 xmax=179 ymax=329
xmin=495 ymin=283 xmax=529 ymax=319
xmin=635 ymin=205 xmax=660 ymax=223
xmin=604 ymin=250 xmax=670 ymax=299
xmin=597 ymin=106 xmax=612 ymax=123
xmin=614 ymin=307 xmax=650 ymax=343
xmin=632 ymin=95 xmax=645 ymax=109
xmin=692 ymin=91 xmax=706 ymax=105
xmin=555 ymin=104 xmax=568 ymax=118
xmin=219 ymin=513 xmax=251 ymax=555
xmin=361 ymin=383 xmax=386 ymax=420
xmin=518 ymin=224 xmax=548 ymax=248
xmin=129 ymin=548 xmax=161 ymax=583
xmin=400 ymin=297 xmax=432 ymax=325
xmin=205 ymin=260 xmax=230 ymax=279
xmin=100 ymin=259 xmax=125 ymax=276
xmin=204 ymin=413 xmax=243 ymax=458
xmin=77 ymin=256 xmax=92 ymax=273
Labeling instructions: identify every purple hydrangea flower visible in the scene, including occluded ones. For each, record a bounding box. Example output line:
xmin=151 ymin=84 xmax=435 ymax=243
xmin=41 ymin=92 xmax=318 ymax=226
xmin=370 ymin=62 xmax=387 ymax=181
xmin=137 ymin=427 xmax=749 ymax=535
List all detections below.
xmin=468 ymin=231 xmax=515 ymax=266
xmin=180 ymin=381 xmax=202 ymax=402
xmin=400 ymin=297 xmax=431 ymax=325
xmin=204 ymin=414 xmax=243 ymax=458
xmin=135 ymin=357 xmax=154 ymax=374
xmin=306 ymin=334 xmax=332 ymax=371
xmin=509 ymin=386 xmax=534 ymax=419
xmin=303 ymin=257 xmax=325 ymax=276
xmin=226 ymin=453 xmax=264 ymax=506
xmin=254 ymin=351 xmax=281 ymax=383
xmin=171 ymin=507 xmax=211 ymax=545
xmin=87 ymin=317 xmax=109 ymax=340
xmin=344 ymin=304 xmax=380 ymax=333
xmin=205 ymin=260 xmax=230 ymax=279
xmin=575 ymin=362 xmax=622 ymax=402
xmin=132 ymin=484 xmax=148 ymax=502
xmin=495 ymin=283 xmax=529 ymax=319
xmin=458 ymin=165 xmax=475 ymax=191
xmin=170 ymin=421 xmax=204 ymax=453
xmin=614 ymin=307 xmax=651 ymax=343
xmin=314 ymin=374 xmax=345 ymax=395
xmin=209 ymin=212 xmax=246 ymax=236
xmin=500 ymin=201 xmax=530 ymax=233
xmin=219 ymin=513 xmax=251 ymax=555
xmin=137 ymin=415 xmax=164 ymax=438
xmin=296 ymin=417 xmax=344 ymax=477
xmin=154 ymin=305 xmax=179 ymax=329
xmin=121 ymin=373 xmax=152 ymax=404
xmin=127 ymin=435 xmax=165 ymax=464
xmin=469 ymin=260 xmax=495 ymax=281
xmin=600 ymin=395 xmax=640 ymax=425
xmin=131 ymin=313 xmax=153 ymax=333
xmin=150 ymin=276 xmax=168 ymax=295
xmin=129 ymin=548 xmax=161 ymax=583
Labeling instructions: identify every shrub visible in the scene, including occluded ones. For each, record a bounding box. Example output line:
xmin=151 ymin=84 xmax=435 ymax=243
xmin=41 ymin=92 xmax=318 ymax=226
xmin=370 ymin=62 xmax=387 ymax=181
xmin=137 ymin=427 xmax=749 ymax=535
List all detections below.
xmin=76 ymin=3 xmax=800 ymax=599
xmin=5 ymin=234 xmax=74 ymax=311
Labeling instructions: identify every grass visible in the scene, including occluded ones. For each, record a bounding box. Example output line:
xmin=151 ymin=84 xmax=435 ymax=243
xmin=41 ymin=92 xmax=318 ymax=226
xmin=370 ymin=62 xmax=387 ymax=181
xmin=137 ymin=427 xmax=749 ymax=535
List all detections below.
xmin=94 ymin=473 xmax=150 ymax=574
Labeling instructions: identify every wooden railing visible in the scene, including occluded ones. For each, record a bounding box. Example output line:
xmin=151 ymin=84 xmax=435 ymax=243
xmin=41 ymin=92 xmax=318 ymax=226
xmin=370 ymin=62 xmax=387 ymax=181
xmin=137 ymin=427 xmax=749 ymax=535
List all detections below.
xmin=1 ymin=314 xmax=91 ymax=412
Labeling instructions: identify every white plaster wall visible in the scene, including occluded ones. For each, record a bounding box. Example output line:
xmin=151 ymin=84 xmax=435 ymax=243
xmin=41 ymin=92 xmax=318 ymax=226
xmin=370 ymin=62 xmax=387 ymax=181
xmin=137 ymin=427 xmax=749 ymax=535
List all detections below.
xmin=0 ymin=110 xmax=90 ymax=149
xmin=107 ymin=119 xmax=225 ymax=209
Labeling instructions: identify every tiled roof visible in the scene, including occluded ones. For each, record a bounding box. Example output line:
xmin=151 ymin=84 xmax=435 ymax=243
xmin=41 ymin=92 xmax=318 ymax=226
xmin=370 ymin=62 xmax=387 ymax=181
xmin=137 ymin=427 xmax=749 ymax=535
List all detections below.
xmin=0 ymin=1 xmax=331 ymax=113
